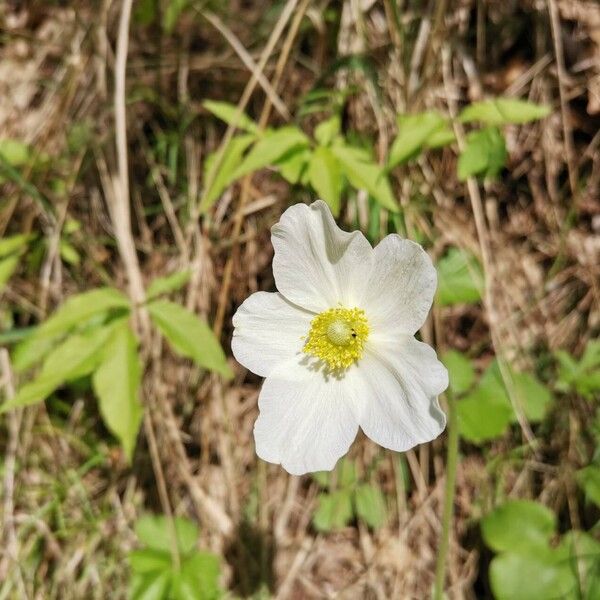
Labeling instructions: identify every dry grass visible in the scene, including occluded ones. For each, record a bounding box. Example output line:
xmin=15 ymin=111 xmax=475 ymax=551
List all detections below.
xmin=1 ymin=1 xmax=599 ymax=598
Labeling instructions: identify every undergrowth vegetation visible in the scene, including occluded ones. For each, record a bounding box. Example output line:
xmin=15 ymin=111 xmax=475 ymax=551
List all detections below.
xmin=0 ymin=1 xmax=599 ymax=598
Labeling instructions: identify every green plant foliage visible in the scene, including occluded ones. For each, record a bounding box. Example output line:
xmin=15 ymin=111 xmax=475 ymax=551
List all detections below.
xmin=163 ymin=0 xmax=191 ymax=34
xmin=331 ymin=143 xmax=398 ymax=212
xmin=482 ymin=500 xmax=556 ymax=553
xmin=147 ymin=300 xmax=233 ymax=379
xmin=482 ymin=501 xmax=600 ymax=600
xmin=232 ymin=126 xmax=310 ymax=180
xmin=442 ymin=350 xmax=475 ymax=396
xmin=458 ymin=127 xmax=507 ymax=181
xmin=314 ymin=115 xmax=341 ymax=146
xmin=577 ymin=466 xmax=600 ymax=508
xmin=354 ymin=484 xmax=387 ymax=529
xmin=388 ymin=111 xmax=454 ymax=168
xmin=313 ymin=490 xmax=354 ymax=532
xmin=92 ymin=322 xmax=142 ymax=462
xmin=457 ymin=360 xmax=553 ymax=444
xmin=275 ymin=146 xmax=311 ymax=184
xmin=147 ymin=270 xmax=192 ymax=300
xmin=129 ymin=515 xmax=221 ymax=600
xmin=555 ymin=340 xmax=600 ymax=400
xmin=200 ymin=134 xmax=255 ymax=212
xmin=202 ymin=100 xmax=259 ymax=134
xmin=308 ymin=146 xmax=342 ymax=216
xmin=0 ymin=138 xmax=31 ymax=166
xmin=436 ymin=247 xmax=484 ymax=306
xmin=311 ymin=458 xmax=387 ymax=532
xmin=0 ymin=233 xmax=34 ymax=291
xmin=1 ymin=321 xmax=116 ymax=412
xmin=459 ymin=98 xmax=551 ymax=125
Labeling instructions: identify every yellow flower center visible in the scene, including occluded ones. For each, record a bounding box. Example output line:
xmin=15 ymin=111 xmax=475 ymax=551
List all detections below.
xmin=303 ymin=307 xmax=369 ymax=371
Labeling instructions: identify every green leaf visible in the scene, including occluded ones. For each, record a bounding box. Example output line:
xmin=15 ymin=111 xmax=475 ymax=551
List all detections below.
xmin=147 ymin=271 xmax=191 ymax=300
xmin=313 ymin=490 xmax=353 ymax=532
xmin=135 ymin=515 xmax=199 ymax=556
xmin=129 ymin=549 xmax=172 ymax=574
xmin=459 ymin=98 xmax=551 ymax=125
xmin=0 ymin=233 xmax=34 ymax=258
xmin=457 ymin=392 xmax=511 ymax=443
xmin=510 ymin=372 xmax=553 ymax=423
xmin=174 ymin=552 xmax=221 ymax=600
xmin=0 ymin=254 xmax=19 ymax=291
xmin=556 ymin=341 xmax=600 ymax=399
xmin=314 ymin=115 xmax=341 ymax=146
xmin=59 ymin=240 xmax=80 ymax=266
xmin=482 ymin=500 xmax=556 ymax=554
xmin=232 ymin=126 xmax=310 ymax=180
xmin=147 ymin=300 xmax=232 ymax=379
xmin=29 ymin=287 xmax=130 ymax=339
xmin=458 ymin=127 xmax=507 ymax=181
xmin=312 ymin=471 xmax=330 ymax=488
xmin=442 ymin=350 xmax=475 ymax=396
xmin=354 ymin=484 xmax=387 ymax=529
xmin=275 ymin=146 xmax=311 ymax=184
xmin=436 ymin=247 xmax=484 ymax=306
xmin=202 ymin=100 xmax=259 ymax=134
xmin=577 ymin=466 xmax=600 ymax=508
xmin=130 ymin=570 xmax=172 ymax=600
xmin=200 ymin=134 xmax=255 ymax=212
xmin=2 ymin=324 xmax=114 ymax=412
xmin=163 ymin=0 xmax=189 ymax=33
xmin=331 ymin=144 xmax=398 ymax=212
xmin=92 ymin=322 xmax=143 ymax=461
xmin=388 ymin=111 xmax=448 ymax=168
xmin=489 ymin=551 xmax=575 ymax=600
xmin=337 ymin=458 xmax=357 ymax=488
xmin=308 ymin=146 xmax=342 ymax=216
xmin=0 ymin=138 xmax=30 ymax=166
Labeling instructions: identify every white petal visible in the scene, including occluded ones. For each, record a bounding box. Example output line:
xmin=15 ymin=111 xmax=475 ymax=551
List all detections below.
xmin=354 ymin=337 xmax=447 ymax=452
xmin=271 ymin=201 xmax=373 ymax=312
xmin=253 ymin=358 xmax=360 ymax=475
xmin=361 ymin=234 xmax=437 ymax=336
xmin=232 ymin=292 xmax=312 ymax=377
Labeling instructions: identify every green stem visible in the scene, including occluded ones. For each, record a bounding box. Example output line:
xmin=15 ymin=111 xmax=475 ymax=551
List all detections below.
xmin=433 ymin=393 xmax=459 ymax=600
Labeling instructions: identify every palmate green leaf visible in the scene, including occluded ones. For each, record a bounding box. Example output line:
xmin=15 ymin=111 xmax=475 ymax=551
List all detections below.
xmin=1 ymin=323 xmax=114 ymax=413
xmin=482 ymin=500 xmax=556 ymax=554
xmin=147 ymin=270 xmax=191 ymax=300
xmin=129 ymin=549 xmax=172 ymax=574
xmin=313 ymin=490 xmax=353 ymax=532
xmin=442 ymin=350 xmax=475 ymax=396
xmin=136 ymin=514 xmax=199 ymax=556
xmin=436 ymin=247 xmax=484 ymax=306
xmin=354 ymin=484 xmax=387 ymax=529
xmin=92 ymin=322 xmax=142 ymax=462
xmin=147 ymin=300 xmax=232 ymax=379
xmin=331 ymin=144 xmax=398 ymax=212
xmin=458 ymin=126 xmax=507 ymax=181
xmin=337 ymin=457 xmax=357 ymax=488
xmin=459 ymin=98 xmax=551 ymax=125
xmin=232 ymin=126 xmax=310 ymax=180
xmin=203 ymin=100 xmax=259 ymax=134
xmin=0 ymin=254 xmax=20 ymax=291
xmin=388 ymin=111 xmax=452 ymax=168
xmin=200 ymin=134 xmax=255 ymax=213
xmin=308 ymin=146 xmax=342 ymax=216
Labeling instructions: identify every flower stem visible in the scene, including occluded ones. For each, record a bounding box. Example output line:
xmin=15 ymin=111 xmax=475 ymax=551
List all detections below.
xmin=433 ymin=392 xmax=459 ymax=599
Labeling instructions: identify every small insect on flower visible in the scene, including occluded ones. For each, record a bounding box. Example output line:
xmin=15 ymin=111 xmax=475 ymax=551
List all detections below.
xmin=232 ymin=201 xmax=448 ymax=475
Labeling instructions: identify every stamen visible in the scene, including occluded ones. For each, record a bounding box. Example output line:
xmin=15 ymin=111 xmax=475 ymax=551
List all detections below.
xmin=303 ymin=307 xmax=369 ymax=371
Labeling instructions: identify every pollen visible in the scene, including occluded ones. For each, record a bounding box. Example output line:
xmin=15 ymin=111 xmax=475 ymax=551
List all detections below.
xmin=303 ymin=307 xmax=369 ymax=371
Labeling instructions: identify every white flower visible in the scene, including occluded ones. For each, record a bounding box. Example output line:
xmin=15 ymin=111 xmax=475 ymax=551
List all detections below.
xmin=232 ymin=201 xmax=448 ymax=475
